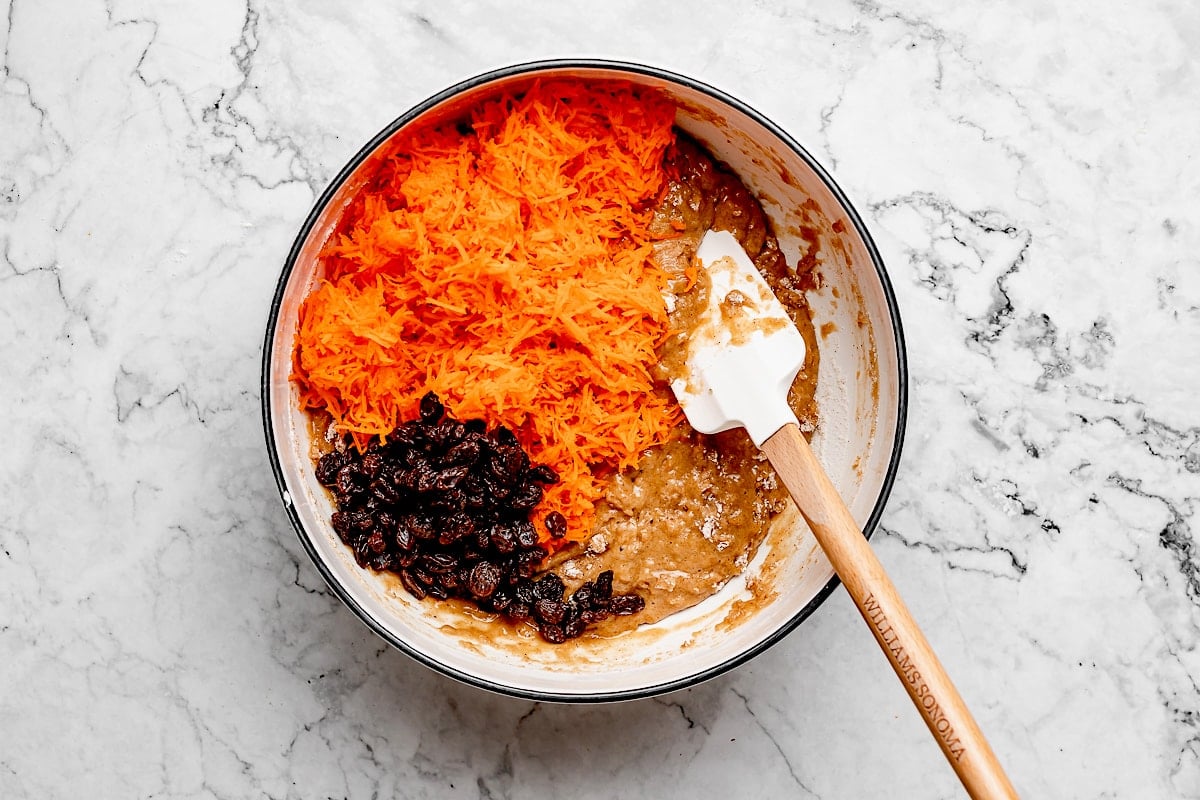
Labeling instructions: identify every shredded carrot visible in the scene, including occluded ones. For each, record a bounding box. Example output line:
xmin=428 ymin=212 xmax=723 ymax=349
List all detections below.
xmin=292 ymin=81 xmax=682 ymax=548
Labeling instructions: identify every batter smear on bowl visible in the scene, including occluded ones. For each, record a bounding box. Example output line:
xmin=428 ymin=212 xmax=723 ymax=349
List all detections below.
xmin=291 ymin=80 xmax=820 ymax=641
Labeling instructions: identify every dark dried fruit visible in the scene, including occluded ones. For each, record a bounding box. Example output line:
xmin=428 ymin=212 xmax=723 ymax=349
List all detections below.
xmin=360 ymin=452 xmax=384 ymax=478
xmin=514 ymin=520 xmax=539 ymax=549
xmin=331 ymin=511 xmax=352 ymax=542
xmin=419 ymin=391 xmax=444 ymax=422
xmin=336 ymin=464 xmax=360 ymax=496
xmin=595 ymin=570 xmax=614 ymax=601
xmin=534 ymin=598 xmax=566 ymax=626
xmin=544 ymin=511 xmax=567 ymax=539
xmin=416 ymin=465 xmax=469 ymax=493
xmin=314 ymin=392 xmax=643 ymax=643
xmin=419 ymin=552 xmax=458 ymax=574
xmin=439 ymin=570 xmax=462 ymax=592
xmin=399 ymin=569 xmax=427 ymax=600
xmin=534 ymin=574 xmax=565 ymax=602
xmin=490 ymin=525 xmax=517 ymax=554
xmin=609 ymin=594 xmax=646 ymax=616
xmin=393 ymin=525 xmax=414 ymax=552
xmin=514 ymin=581 xmax=536 ymax=607
xmin=508 ymin=483 xmax=543 ymax=512
xmin=445 ymin=439 xmax=482 ymax=465
xmin=527 ymin=464 xmax=559 ymax=485
xmin=370 ymin=478 xmax=400 ymax=504
xmin=316 ymin=451 xmax=346 ymax=486
xmin=469 ymin=562 xmax=501 ymax=599
xmin=540 ymin=623 xmax=565 ymax=644
xmin=517 ymin=550 xmax=543 ymax=578
xmin=438 ymin=513 xmax=474 ymax=546
xmin=564 ymin=617 xmax=587 ymax=639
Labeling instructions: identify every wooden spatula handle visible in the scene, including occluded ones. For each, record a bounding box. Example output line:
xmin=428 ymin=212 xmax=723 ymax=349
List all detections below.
xmin=761 ymin=423 xmax=1018 ymax=799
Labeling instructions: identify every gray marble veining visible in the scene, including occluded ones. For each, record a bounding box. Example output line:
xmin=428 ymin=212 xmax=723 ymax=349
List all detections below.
xmin=2 ymin=1 xmax=1198 ymax=797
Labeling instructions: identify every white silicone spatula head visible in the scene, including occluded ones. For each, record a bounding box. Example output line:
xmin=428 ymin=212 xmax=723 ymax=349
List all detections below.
xmin=669 ymin=230 xmax=806 ymax=446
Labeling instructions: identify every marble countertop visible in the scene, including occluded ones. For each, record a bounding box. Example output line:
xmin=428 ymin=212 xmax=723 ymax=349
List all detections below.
xmin=3 ymin=1 xmax=1197 ymax=797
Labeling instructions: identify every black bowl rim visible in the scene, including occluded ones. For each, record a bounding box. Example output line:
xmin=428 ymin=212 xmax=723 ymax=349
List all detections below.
xmin=261 ymin=57 xmax=909 ymax=704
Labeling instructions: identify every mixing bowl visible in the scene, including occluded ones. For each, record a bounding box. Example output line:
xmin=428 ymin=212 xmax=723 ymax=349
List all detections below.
xmin=262 ymin=59 xmax=907 ymax=701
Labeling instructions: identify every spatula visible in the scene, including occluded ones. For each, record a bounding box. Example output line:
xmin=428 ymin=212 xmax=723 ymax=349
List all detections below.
xmin=672 ymin=230 xmax=1018 ymax=800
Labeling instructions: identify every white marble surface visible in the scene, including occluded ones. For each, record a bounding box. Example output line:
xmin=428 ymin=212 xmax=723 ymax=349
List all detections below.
xmin=2 ymin=0 xmax=1197 ymax=797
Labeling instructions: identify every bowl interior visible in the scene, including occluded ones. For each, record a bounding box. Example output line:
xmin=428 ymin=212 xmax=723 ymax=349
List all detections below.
xmin=264 ymin=62 xmax=904 ymax=700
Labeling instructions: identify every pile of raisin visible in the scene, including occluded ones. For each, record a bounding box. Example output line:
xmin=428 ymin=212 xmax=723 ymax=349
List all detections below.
xmin=315 ymin=392 xmax=644 ymax=643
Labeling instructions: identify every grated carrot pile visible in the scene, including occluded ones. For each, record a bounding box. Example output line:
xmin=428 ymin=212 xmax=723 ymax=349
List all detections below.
xmin=292 ymin=81 xmax=682 ymax=547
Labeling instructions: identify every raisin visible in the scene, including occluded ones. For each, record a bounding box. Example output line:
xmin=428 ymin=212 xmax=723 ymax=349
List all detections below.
xmin=370 ymin=478 xmax=400 ymax=504
xmin=418 ymin=391 xmax=443 ymax=423
xmin=429 ymin=420 xmax=464 ymax=450
xmin=609 ymin=594 xmax=645 ymax=616
xmin=517 ymin=551 xmax=543 ymax=578
xmin=527 ymin=464 xmax=559 ymax=485
xmin=534 ymin=598 xmax=566 ymax=626
xmin=360 ymin=452 xmax=384 ymax=478
xmin=513 ymin=520 xmax=539 ymax=549
xmin=544 ymin=511 xmax=567 ymax=539
xmin=419 ymin=552 xmax=458 ymax=574
xmin=331 ymin=511 xmax=353 ymax=543
xmin=445 ymin=438 xmax=482 ymax=466
xmin=564 ymin=617 xmax=587 ymax=639
xmin=595 ymin=570 xmax=614 ymax=601
xmin=407 ymin=515 xmax=436 ymax=540
xmin=514 ymin=582 xmax=536 ymax=606
xmin=390 ymin=523 xmax=412 ymax=552
xmin=335 ymin=464 xmax=360 ymax=496
xmin=315 ymin=451 xmax=346 ymax=486
xmin=539 ymin=623 xmax=566 ymax=644
xmin=482 ymin=524 xmax=512 ymax=554
xmin=437 ymin=513 xmax=474 ymax=546
xmin=389 ymin=422 xmax=423 ymax=447
xmin=416 ymin=465 xmax=469 ymax=493
xmin=469 ymin=562 xmax=501 ymax=599
xmin=508 ymin=483 xmax=543 ymax=511
xmin=399 ymin=570 xmax=427 ymax=600
xmin=439 ymin=571 xmax=462 ymax=592
xmin=534 ymin=574 xmax=565 ymax=603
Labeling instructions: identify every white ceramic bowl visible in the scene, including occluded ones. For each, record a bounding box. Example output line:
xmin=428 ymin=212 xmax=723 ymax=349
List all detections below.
xmin=262 ymin=60 xmax=907 ymax=701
